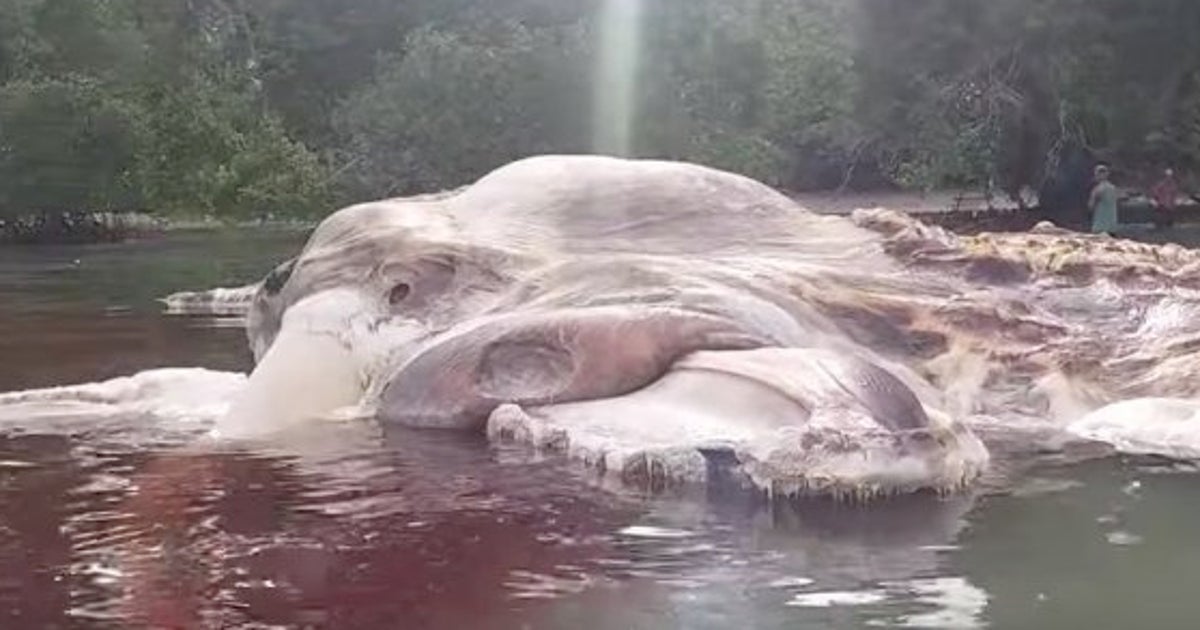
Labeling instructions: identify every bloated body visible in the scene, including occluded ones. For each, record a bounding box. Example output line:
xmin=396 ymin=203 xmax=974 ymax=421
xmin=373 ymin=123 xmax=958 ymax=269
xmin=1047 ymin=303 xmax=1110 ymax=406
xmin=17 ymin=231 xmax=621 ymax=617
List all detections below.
xmin=229 ymin=155 xmax=989 ymax=499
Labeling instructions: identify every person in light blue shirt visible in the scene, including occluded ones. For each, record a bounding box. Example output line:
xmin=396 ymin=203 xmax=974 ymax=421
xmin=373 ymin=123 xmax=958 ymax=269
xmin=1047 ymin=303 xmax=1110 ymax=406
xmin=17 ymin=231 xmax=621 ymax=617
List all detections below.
xmin=1088 ymin=163 xmax=1119 ymax=235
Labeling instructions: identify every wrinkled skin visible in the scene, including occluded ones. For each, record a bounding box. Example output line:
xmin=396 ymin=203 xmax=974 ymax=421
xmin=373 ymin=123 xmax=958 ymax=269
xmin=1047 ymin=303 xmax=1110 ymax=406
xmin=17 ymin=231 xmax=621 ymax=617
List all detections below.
xmin=227 ymin=155 xmax=993 ymax=499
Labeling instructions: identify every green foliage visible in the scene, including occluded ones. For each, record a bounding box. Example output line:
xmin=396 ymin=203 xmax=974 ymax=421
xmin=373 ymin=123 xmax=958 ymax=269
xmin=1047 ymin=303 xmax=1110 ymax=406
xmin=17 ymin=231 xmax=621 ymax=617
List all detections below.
xmin=0 ymin=76 xmax=141 ymax=216
xmin=133 ymin=72 xmax=330 ymax=219
xmin=335 ymin=19 xmax=592 ymax=195
xmin=5 ymin=0 xmax=1200 ymax=225
xmin=0 ymin=0 xmax=330 ymax=221
xmin=628 ymin=0 xmax=855 ymax=188
xmin=853 ymin=0 xmax=1200 ymax=193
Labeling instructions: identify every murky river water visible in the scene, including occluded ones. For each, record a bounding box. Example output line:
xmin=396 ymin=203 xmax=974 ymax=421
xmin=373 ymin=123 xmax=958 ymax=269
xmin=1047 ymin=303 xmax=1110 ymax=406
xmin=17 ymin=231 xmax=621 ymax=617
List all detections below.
xmin=2 ymin=228 xmax=1200 ymax=629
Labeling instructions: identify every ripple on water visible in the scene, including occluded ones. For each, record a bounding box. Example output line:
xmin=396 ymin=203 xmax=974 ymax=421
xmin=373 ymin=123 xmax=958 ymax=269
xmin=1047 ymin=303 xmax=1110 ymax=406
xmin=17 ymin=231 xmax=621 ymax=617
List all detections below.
xmin=780 ymin=576 xmax=990 ymax=629
xmin=1105 ymin=530 xmax=1145 ymax=546
xmin=615 ymin=525 xmax=697 ymax=539
xmin=0 ymin=367 xmax=1004 ymax=630
xmin=767 ymin=576 xmax=815 ymax=588
xmin=0 ymin=406 xmax=1008 ymax=629
xmin=881 ymin=577 xmax=991 ymax=629
xmin=503 ymin=569 xmax=602 ymax=600
xmin=786 ymin=589 xmax=889 ymax=607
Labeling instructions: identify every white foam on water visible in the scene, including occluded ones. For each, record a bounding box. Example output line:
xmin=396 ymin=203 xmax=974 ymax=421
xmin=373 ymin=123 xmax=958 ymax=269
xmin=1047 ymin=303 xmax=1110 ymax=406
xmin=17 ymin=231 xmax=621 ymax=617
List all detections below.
xmin=767 ymin=576 xmax=815 ymax=589
xmin=881 ymin=576 xmax=990 ymax=629
xmin=0 ymin=361 xmax=382 ymax=477
xmin=616 ymin=525 xmax=696 ymax=539
xmin=0 ymin=360 xmax=395 ymax=524
xmin=917 ymin=545 xmax=961 ymax=552
xmin=1009 ymin=477 xmax=1085 ymax=498
xmin=504 ymin=569 xmax=598 ymax=600
xmin=779 ymin=576 xmax=989 ymax=626
xmin=1066 ymin=397 xmax=1200 ymax=460
xmin=160 ymin=283 xmax=260 ymax=316
xmin=786 ymin=590 xmax=888 ymax=607
xmin=1136 ymin=298 xmax=1194 ymax=337
xmin=1105 ymin=530 xmax=1144 ymax=546
xmin=0 ymin=368 xmax=246 ymax=434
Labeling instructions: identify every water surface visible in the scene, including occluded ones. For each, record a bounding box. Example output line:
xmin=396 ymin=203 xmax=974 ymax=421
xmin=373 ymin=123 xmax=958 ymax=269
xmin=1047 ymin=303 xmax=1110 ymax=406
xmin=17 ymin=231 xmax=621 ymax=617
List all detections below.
xmin=2 ymin=228 xmax=1199 ymax=629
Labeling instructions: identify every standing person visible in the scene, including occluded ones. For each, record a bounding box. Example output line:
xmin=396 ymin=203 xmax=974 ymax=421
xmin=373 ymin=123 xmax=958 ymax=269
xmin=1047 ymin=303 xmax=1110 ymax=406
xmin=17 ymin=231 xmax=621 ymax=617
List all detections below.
xmin=1088 ymin=164 xmax=1119 ymax=236
xmin=1149 ymin=167 xmax=1180 ymax=230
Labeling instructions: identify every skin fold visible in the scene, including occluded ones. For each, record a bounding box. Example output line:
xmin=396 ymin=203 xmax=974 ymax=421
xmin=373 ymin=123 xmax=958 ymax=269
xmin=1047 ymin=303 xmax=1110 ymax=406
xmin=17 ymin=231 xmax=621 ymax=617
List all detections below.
xmin=224 ymin=155 xmax=999 ymax=499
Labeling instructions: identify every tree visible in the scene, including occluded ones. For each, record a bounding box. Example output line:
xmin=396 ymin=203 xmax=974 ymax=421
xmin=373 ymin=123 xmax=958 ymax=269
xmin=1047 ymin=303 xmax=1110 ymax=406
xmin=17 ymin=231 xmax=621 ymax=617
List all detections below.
xmin=132 ymin=71 xmax=330 ymax=218
xmin=0 ymin=77 xmax=141 ymax=216
xmin=8 ymin=0 xmax=1200 ymax=226
xmin=335 ymin=18 xmax=592 ymax=195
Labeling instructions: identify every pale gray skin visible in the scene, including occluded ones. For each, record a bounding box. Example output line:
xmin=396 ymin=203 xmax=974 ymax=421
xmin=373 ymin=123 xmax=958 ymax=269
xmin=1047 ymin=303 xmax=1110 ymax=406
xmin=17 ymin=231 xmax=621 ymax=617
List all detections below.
xmin=230 ymin=155 xmax=988 ymax=499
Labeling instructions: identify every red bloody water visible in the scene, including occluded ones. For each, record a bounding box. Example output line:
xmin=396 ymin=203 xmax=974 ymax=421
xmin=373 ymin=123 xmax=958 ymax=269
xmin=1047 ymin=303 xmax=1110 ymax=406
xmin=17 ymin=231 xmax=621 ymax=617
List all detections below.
xmin=15 ymin=228 xmax=1192 ymax=629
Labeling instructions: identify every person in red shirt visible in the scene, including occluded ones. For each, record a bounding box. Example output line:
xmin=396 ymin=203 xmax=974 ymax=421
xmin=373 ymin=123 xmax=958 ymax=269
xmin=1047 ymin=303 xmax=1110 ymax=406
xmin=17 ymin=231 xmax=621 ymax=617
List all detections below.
xmin=1150 ymin=168 xmax=1180 ymax=229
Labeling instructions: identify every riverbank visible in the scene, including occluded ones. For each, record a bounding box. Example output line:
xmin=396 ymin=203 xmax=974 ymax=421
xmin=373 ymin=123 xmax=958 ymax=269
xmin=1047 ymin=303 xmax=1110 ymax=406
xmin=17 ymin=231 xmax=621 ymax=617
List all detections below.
xmin=0 ymin=211 xmax=166 ymax=245
xmin=8 ymin=189 xmax=1200 ymax=246
xmin=0 ymin=211 xmax=317 ymax=246
xmin=0 ymin=191 xmax=990 ymax=245
xmin=164 ymin=215 xmax=318 ymax=231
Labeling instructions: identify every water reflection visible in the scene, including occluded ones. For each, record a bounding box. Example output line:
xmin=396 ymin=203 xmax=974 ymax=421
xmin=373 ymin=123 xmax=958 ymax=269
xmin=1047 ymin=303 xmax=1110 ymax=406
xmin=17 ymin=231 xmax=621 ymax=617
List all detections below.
xmin=6 ymin=373 xmax=1200 ymax=628
xmin=0 ymin=407 xmax=998 ymax=630
xmin=0 ymin=228 xmax=307 ymax=391
xmin=0 ymin=434 xmax=77 ymax=628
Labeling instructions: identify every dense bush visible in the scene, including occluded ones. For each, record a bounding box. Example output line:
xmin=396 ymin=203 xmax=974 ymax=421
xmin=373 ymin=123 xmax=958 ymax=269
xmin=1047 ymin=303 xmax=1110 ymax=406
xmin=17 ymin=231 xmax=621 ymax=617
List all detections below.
xmin=0 ymin=0 xmax=331 ymax=222
xmin=0 ymin=76 xmax=142 ymax=216
xmin=335 ymin=19 xmax=593 ymax=197
xmin=133 ymin=73 xmax=331 ymax=219
xmin=4 ymin=0 xmax=1200 ymax=224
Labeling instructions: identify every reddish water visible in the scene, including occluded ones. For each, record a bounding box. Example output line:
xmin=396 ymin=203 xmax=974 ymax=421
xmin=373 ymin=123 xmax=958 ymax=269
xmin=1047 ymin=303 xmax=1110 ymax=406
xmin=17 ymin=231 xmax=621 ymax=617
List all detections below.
xmin=4 ymin=228 xmax=1200 ymax=629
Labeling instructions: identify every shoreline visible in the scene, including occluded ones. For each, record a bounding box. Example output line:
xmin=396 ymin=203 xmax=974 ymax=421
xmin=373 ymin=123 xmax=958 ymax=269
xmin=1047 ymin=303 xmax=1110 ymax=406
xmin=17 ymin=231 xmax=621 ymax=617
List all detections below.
xmin=6 ymin=189 xmax=1200 ymax=246
xmin=0 ymin=211 xmax=317 ymax=246
xmin=163 ymin=217 xmax=318 ymax=232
